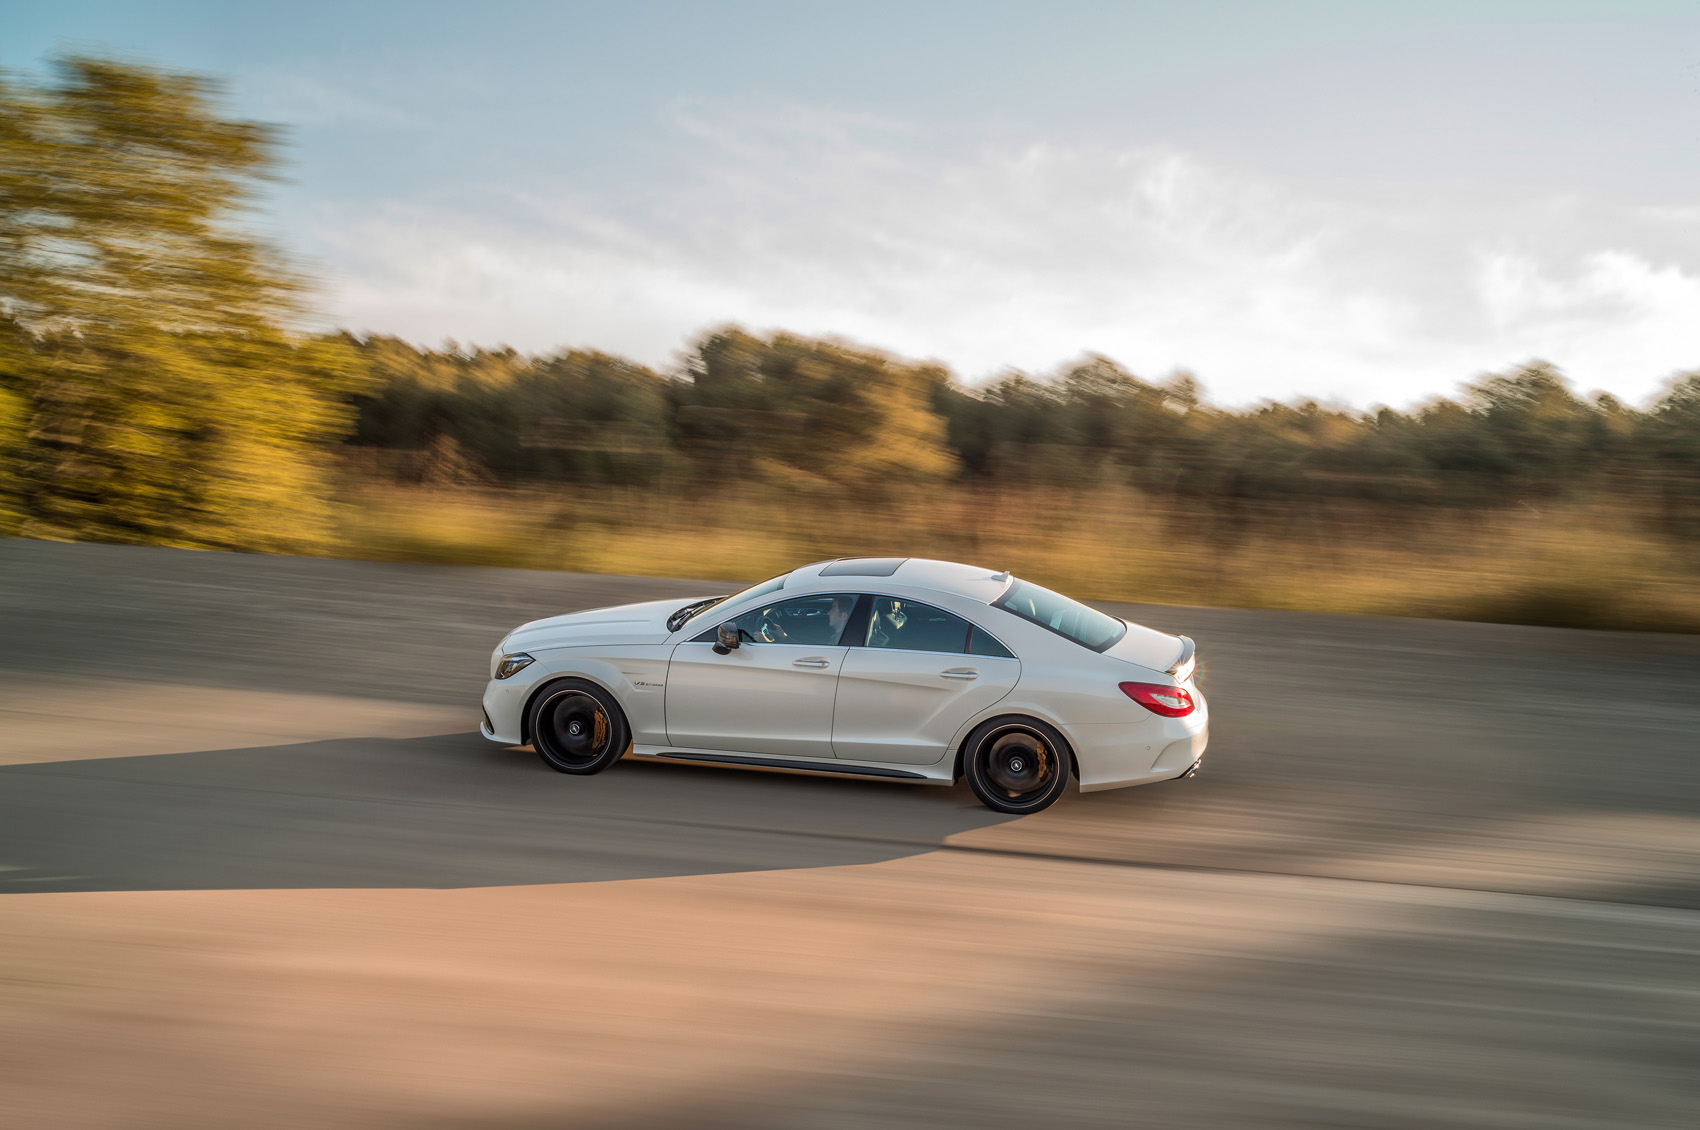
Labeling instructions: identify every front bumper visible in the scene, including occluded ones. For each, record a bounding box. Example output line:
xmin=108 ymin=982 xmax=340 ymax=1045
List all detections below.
xmin=481 ymin=676 xmax=531 ymax=745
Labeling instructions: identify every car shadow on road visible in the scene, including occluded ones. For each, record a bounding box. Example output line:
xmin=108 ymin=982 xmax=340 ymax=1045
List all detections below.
xmin=0 ymin=732 xmax=1017 ymax=893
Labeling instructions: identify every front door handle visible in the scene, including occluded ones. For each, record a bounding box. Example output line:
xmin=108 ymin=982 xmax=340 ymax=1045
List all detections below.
xmin=940 ymin=668 xmax=978 ymax=680
xmin=793 ymin=657 xmax=832 ymax=668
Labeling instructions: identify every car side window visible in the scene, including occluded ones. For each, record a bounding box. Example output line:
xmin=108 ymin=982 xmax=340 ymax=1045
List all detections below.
xmin=693 ymin=593 xmax=858 ymax=647
xmin=863 ymin=597 xmax=979 ymax=654
xmin=967 ymin=625 xmax=1016 ymax=658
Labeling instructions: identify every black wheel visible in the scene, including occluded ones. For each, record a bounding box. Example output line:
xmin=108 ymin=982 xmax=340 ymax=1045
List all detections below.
xmin=962 ymin=718 xmax=1072 ymax=814
xmin=528 ymin=679 xmax=630 ymax=775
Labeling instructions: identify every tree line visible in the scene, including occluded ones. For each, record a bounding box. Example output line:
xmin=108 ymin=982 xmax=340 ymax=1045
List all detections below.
xmin=3 ymin=56 xmax=1698 ymax=555
xmin=346 ymin=329 xmax=1700 ymax=532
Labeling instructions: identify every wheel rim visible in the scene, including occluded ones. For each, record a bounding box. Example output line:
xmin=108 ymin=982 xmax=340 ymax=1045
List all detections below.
xmin=539 ymin=691 xmax=611 ymax=765
xmin=983 ymin=729 xmax=1053 ymax=797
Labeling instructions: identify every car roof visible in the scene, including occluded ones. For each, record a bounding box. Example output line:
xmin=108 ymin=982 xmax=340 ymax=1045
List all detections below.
xmin=789 ymin=557 xmax=1011 ymax=604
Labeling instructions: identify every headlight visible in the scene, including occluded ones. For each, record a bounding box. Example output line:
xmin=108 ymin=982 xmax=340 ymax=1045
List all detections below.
xmin=496 ymin=652 xmax=535 ymax=680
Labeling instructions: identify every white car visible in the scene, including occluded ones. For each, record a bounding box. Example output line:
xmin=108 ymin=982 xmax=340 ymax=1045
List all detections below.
xmin=481 ymin=558 xmax=1207 ymax=813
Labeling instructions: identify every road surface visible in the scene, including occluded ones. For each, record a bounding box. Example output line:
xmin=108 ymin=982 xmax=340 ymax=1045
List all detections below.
xmin=2 ymin=538 xmax=1696 ymax=1128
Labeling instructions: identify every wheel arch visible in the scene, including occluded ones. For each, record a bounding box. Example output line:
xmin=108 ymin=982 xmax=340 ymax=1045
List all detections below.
xmin=952 ymin=712 xmax=1080 ymax=783
xmin=520 ymin=671 xmax=626 ymax=747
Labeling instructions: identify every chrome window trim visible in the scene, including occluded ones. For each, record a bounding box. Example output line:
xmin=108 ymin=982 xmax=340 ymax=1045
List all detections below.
xmin=853 ymin=644 xmax=1020 ymax=659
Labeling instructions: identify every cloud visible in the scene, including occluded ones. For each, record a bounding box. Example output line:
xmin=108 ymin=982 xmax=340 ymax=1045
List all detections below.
xmin=308 ymin=101 xmax=1700 ymax=408
xmin=1475 ymin=249 xmax=1700 ymax=392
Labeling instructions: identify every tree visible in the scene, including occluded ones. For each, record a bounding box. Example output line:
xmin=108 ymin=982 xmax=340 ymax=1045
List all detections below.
xmin=673 ymin=329 xmax=955 ymax=490
xmin=1641 ymin=371 xmax=1700 ymax=535
xmin=0 ymin=56 xmax=364 ymax=548
xmin=344 ymin=334 xmax=675 ymax=485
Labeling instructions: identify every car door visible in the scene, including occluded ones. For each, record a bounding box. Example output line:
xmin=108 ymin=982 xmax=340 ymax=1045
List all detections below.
xmin=832 ymin=596 xmax=1020 ymax=765
xmin=664 ymin=592 xmax=858 ymax=758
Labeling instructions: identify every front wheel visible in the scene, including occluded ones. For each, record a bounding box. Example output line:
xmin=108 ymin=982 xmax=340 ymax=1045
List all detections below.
xmin=528 ymin=679 xmax=630 ymax=775
xmin=962 ymin=718 xmax=1072 ymax=814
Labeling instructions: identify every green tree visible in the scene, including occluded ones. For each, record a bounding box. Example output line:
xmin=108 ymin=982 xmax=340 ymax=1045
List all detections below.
xmin=673 ymin=329 xmax=955 ymax=490
xmin=345 ymin=334 xmax=674 ymax=485
xmin=1641 ymin=371 xmax=1700 ymax=535
xmin=0 ymin=57 xmax=364 ymax=548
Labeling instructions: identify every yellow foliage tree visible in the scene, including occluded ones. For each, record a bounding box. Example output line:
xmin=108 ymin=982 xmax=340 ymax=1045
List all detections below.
xmin=0 ymin=57 xmax=366 ymax=549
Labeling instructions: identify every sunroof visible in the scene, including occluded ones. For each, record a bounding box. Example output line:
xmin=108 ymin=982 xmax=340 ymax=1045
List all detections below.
xmin=818 ymin=557 xmax=907 ymax=577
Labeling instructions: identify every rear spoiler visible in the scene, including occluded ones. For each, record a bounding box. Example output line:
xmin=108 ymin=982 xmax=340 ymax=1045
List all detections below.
xmin=1167 ymin=636 xmax=1197 ymax=681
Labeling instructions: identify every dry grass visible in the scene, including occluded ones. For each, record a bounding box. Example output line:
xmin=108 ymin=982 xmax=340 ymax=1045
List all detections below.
xmin=333 ymin=482 xmax=1700 ymax=634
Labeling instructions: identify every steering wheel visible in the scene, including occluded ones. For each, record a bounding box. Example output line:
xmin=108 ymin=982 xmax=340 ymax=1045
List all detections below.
xmin=757 ymin=609 xmax=787 ymax=643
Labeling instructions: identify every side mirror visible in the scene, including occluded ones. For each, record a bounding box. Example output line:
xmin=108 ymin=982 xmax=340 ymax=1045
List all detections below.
xmin=713 ymin=625 xmax=741 ymax=654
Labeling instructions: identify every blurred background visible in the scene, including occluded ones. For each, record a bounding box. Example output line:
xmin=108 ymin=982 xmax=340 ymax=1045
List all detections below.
xmin=2 ymin=2 xmax=1698 ymax=630
xmin=3 ymin=4 xmax=1700 ymax=1129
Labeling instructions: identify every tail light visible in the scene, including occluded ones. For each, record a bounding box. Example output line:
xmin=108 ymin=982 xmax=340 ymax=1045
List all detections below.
xmin=1119 ymin=681 xmax=1196 ymax=717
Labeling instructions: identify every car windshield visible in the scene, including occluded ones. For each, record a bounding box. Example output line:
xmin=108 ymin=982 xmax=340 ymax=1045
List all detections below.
xmin=992 ymin=579 xmax=1126 ymax=652
xmin=676 ymin=572 xmax=787 ymax=633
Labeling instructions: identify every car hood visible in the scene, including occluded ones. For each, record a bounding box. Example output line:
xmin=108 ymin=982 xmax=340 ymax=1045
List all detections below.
xmin=503 ymin=597 xmax=704 ymax=651
xmin=1103 ymin=621 xmax=1189 ymax=675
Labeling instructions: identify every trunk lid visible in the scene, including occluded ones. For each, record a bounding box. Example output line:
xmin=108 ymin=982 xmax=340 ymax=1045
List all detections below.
xmin=1103 ymin=621 xmax=1190 ymax=676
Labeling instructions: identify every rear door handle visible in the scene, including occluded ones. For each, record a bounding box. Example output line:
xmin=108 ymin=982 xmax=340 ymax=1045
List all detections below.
xmin=793 ymin=657 xmax=832 ymax=668
xmin=940 ymin=668 xmax=978 ymax=680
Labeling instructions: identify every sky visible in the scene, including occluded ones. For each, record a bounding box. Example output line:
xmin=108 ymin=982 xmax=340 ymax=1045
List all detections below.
xmin=5 ymin=0 xmax=1699 ymax=407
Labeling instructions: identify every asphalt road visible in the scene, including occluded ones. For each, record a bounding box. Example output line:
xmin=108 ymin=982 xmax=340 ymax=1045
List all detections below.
xmin=2 ymin=537 xmax=1698 ymax=1128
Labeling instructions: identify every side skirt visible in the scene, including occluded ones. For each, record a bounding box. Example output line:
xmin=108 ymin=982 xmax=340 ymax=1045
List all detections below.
xmin=633 ymin=748 xmax=945 ymax=782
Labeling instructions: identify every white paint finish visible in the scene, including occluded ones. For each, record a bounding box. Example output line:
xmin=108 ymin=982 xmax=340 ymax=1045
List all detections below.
xmin=833 ymin=651 xmax=1019 ymax=765
xmin=664 ymin=642 xmax=847 ymax=757
xmin=1153 ymin=733 xmax=1207 ymax=774
xmin=1104 ymin=620 xmax=1190 ymax=673
xmin=1069 ymin=708 xmax=1209 ymax=791
xmin=997 ymin=652 xmax=1159 ymax=725
xmin=598 ymin=647 xmax=673 ymax=746
xmin=503 ymin=598 xmax=681 ymax=652
xmin=874 ymin=559 xmax=1012 ymax=606
xmin=480 ymin=677 xmax=529 ymax=744
xmin=482 ymin=557 xmax=1210 ymax=797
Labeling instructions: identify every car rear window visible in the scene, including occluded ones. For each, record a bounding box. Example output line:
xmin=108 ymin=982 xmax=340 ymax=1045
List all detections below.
xmin=992 ymin=579 xmax=1126 ymax=653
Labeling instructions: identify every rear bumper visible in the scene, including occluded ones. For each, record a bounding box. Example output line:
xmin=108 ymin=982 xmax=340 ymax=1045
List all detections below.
xmin=1070 ymin=707 xmax=1209 ymax=792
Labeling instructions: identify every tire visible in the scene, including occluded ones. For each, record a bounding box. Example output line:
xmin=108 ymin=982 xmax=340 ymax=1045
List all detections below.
xmin=527 ymin=679 xmax=630 ymax=775
xmin=962 ymin=717 xmax=1072 ymax=814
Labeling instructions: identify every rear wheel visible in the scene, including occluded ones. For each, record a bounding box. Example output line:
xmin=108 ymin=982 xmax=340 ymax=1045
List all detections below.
xmin=962 ymin=718 xmax=1072 ymax=814
xmin=528 ymin=679 xmax=630 ymax=775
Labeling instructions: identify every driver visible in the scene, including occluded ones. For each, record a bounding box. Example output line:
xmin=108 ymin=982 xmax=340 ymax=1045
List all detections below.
xmin=827 ymin=595 xmax=855 ymax=643
xmin=759 ymin=595 xmax=856 ymax=645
